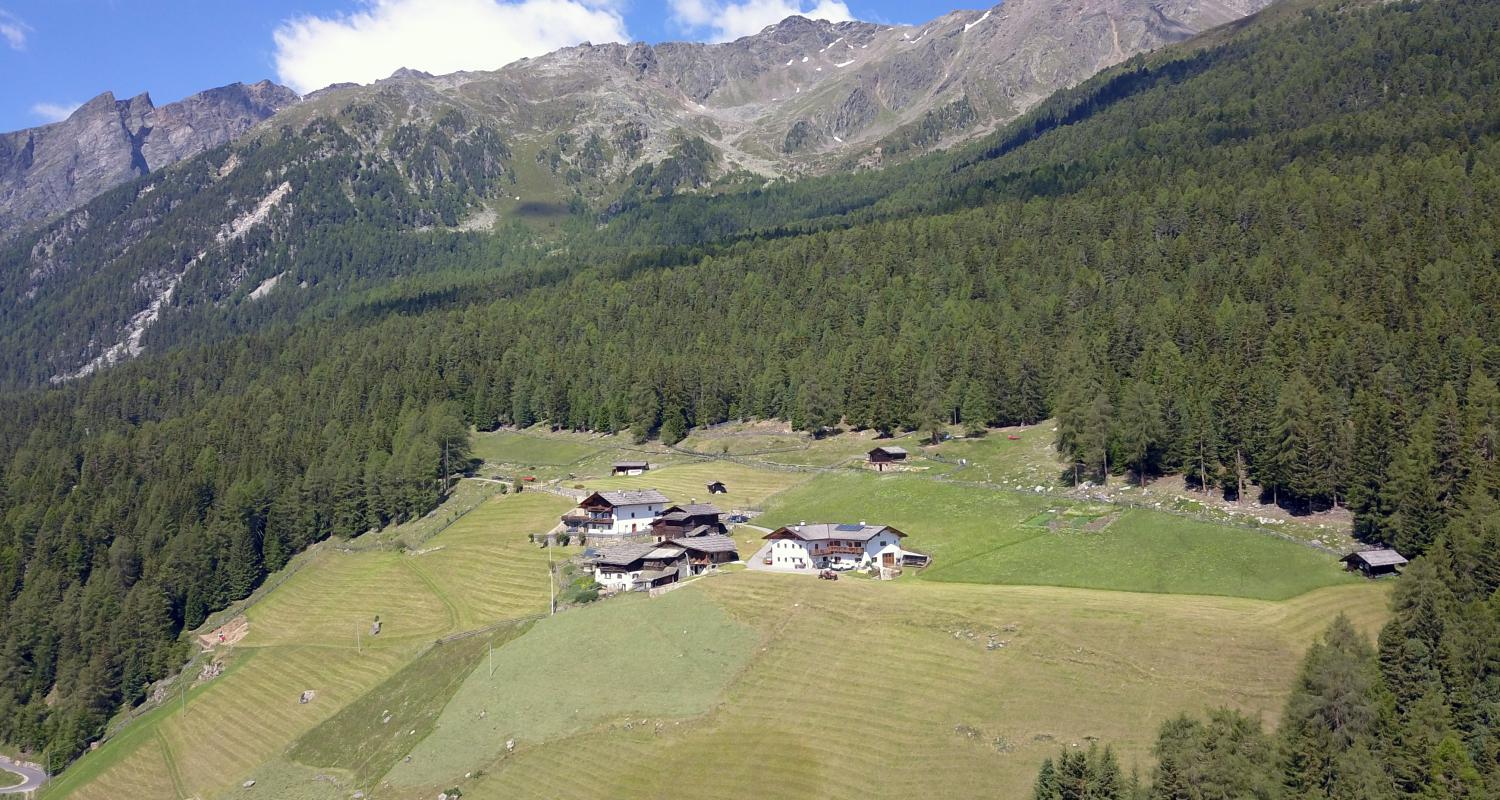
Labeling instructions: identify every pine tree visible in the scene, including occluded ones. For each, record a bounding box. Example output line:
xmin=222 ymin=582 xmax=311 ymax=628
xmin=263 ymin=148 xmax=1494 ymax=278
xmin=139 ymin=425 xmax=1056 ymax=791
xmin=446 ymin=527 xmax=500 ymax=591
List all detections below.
xmin=1384 ymin=413 xmax=1443 ymax=555
xmin=1115 ymin=380 xmax=1164 ymax=487
xmin=1278 ymin=616 xmax=1380 ymax=799
xmin=1350 ymin=387 xmax=1392 ymax=537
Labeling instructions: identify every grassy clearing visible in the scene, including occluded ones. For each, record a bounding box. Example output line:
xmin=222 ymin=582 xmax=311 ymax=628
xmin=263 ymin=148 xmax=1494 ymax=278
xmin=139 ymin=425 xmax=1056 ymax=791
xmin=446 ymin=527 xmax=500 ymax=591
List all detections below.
xmin=386 ymin=585 xmax=759 ymax=792
xmin=289 ymin=621 xmax=535 ymax=787
xmin=245 ymin=550 xmax=453 ymax=647
xmin=758 ymin=430 xmax=936 ymax=468
xmin=585 ymin=460 xmax=810 ymax=510
xmin=927 ymin=425 xmax=1060 ymax=486
xmin=0 ymin=767 xmax=23 ymax=789
xmin=471 ymin=429 xmax=606 ymax=466
xmin=453 ymin=574 xmax=1390 ymax=800
xmin=216 ymin=759 xmax=349 ymax=800
xmin=675 ymin=430 xmax=809 ymax=456
xmin=352 ymin=477 xmax=506 ymax=551
xmin=405 ymin=491 xmax=570 ymax=630
xmin=757 ymin=473 xmax=1357 ymax=600
xmin=49 ymin=429 xmax=1381 ymax=800
xmin=48 ymin=490 xmax=562 ymax=800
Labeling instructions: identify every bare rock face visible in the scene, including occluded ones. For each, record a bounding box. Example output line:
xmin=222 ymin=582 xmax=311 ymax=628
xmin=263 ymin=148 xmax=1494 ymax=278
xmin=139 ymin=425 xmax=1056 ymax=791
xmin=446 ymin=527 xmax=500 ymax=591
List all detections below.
xmin=0 ymin=80 xmax=297 ymax=239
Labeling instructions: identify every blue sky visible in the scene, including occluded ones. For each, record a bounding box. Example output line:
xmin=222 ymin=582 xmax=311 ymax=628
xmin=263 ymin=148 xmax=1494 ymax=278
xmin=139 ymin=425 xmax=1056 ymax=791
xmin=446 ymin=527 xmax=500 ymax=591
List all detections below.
xmin=0 ymin=0 xmax=960 ymax=132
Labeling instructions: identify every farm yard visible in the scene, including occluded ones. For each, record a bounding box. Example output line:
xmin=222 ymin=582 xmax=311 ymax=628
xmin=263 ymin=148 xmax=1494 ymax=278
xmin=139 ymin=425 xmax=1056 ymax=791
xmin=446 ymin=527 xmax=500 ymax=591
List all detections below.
xmin=44 ymin=423 xmax=1391 ymax=800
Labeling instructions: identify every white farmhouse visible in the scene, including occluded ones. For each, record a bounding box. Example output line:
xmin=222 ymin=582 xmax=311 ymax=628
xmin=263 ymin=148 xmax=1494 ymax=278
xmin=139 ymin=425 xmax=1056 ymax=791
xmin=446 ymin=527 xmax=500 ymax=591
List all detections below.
xmin=562 ymin=489 xmax=670 ymax=538
xmin=761 ymin=522 xmax=922 ymax=571
xmin=592 ymin=542 xmax=687 ymax=592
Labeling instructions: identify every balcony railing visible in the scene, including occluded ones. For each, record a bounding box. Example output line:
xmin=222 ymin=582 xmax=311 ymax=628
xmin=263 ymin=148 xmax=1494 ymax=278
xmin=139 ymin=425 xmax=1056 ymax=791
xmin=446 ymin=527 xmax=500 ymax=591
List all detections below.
xmin=562 ymin=513 xmax=613 ymax=525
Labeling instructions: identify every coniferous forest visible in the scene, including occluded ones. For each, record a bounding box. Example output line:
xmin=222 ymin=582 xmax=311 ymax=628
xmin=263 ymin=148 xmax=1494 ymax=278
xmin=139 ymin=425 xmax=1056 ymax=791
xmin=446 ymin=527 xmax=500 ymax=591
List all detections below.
xmin=1 ymin=0 xmax=1499 ymax=790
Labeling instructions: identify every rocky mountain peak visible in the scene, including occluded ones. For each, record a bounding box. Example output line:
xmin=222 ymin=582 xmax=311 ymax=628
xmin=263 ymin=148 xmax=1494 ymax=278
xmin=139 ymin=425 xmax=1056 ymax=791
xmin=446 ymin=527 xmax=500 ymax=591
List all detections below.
xmin=0 ymin=81 xmax=299 ymax=240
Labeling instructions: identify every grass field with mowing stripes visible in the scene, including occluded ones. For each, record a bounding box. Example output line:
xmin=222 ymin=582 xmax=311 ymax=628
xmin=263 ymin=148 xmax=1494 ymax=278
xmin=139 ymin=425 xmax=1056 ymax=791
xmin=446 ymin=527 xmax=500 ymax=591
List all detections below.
xmin=45 ymin=490 xmax=563 ymax=800
xmin=442 ymin=574 xmax=1388 ymax=800
xmin=387 ymin=585 xmax=759 ymax=793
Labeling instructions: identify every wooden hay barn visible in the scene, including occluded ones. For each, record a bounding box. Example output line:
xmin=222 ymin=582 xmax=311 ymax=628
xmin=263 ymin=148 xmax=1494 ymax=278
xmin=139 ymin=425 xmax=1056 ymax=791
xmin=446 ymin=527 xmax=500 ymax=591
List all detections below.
xmin=1340 ymin=548 xmax=1408 ymax=577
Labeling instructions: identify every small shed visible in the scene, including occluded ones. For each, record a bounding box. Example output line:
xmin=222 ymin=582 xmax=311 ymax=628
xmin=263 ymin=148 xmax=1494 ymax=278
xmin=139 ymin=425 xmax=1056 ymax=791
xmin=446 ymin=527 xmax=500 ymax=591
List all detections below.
xmin=706 ymin=480 xmax=728 ymax=494
xmin=868 ymin=445 xmax=908 ymax=471
xmin=612 ymin=460 xmax=649 ymax=476
xmin=1341 ymin=548 xmax=1409 ymax=577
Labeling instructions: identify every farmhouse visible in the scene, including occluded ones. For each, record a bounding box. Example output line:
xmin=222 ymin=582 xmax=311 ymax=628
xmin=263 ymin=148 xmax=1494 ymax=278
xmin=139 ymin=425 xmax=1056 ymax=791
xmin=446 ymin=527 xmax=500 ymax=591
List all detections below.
xmin=868 ymin=445 xmax=908 ymax=470
xmin=650 ymin=503 xmax=726 ymax=542
xmin=593 ymin=543 xmax=686 ymax=592
xmin=612 ymin=460 xmax=650 ymax=476
xmin=668 ymin=534 xmax=740 ymax=574
xmin=562 ymin=489 xmax=670 ymax=538
xmin=592 ymin=534 xmax=740 ymax=592
xmin=763 ymin=522 xmax=918 ymax=571
xmin=1341 ymin=548 xmax=1409 ymax=577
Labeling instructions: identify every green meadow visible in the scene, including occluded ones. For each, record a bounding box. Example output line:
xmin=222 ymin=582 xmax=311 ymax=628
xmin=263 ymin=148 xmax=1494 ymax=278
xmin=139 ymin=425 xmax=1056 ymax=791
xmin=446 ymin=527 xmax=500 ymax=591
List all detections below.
xmin=46 ymin=427 xmax=1384 ymax=800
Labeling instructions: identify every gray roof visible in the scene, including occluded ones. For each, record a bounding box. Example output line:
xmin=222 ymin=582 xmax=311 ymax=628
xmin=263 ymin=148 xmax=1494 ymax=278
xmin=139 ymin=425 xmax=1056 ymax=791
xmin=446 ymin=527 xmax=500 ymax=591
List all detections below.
xmin=613 ymin=461 xmax=649 ymax=469
xmin=766 ymin=523 xmax=905 ymax=542
xmin=635 ymin=567 xmax=677 ymax=581
xmin=593 ymin=543 xmax=658 ymax=566
xmin=870 ymin=445 xmax=908 ymax=456
xmin=592 ymin=489 xmax=670 ymax=506
xmin=1342 ymin=548 xmax=1408 ymax=567
xmin=644 ymin=545 xmax=686 ymax=560
xmin=677 ymin=503 xmax=722 ymax=516
xmin=669 ymin=534 xmax=739 ymax=554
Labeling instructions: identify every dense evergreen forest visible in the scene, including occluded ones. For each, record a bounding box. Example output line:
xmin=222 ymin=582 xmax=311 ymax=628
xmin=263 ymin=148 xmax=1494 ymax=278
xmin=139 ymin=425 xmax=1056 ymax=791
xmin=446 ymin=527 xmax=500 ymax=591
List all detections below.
xmin=1 ymin=0 xmax=1498 ymax=780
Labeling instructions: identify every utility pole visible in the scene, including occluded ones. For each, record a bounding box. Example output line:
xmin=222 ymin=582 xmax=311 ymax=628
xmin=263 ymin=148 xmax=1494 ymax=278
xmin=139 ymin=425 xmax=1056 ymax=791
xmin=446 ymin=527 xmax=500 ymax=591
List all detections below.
xmin=488 ymin=640 xmax=494 ymax=678
xmin=356 ymin=623 xmax=362 ymax=656
xmin=547 ymin=541 xmax=556 ymax=616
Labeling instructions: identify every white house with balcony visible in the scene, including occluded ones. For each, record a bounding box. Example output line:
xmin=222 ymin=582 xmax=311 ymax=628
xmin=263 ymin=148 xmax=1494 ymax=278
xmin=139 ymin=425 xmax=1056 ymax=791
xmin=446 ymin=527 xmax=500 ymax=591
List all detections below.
xmin=761 ymin=522 xmax=922 ymax=572
xmin=561 ymin=489 xmax=670 ymax=538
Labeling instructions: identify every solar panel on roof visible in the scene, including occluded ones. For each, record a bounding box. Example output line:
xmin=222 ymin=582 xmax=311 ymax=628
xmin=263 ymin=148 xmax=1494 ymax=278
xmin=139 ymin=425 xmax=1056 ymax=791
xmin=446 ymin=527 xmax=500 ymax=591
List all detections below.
xmin=835 ymin=524 xmax=864 ymax=531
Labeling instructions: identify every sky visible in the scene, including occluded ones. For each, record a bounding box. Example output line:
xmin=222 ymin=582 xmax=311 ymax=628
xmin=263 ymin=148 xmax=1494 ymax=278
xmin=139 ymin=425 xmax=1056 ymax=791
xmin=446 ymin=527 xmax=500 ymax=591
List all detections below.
xmin=0 ymin=0 xmax=963 ymax=133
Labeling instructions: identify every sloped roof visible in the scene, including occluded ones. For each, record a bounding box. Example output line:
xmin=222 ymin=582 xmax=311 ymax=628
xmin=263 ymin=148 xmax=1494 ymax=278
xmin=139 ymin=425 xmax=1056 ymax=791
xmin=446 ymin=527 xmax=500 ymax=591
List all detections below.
xmin=870 ymin=445 xmax=908 ymax=456
xmin=613 ymin=461 xmax=649 ymax=469
xmin=669 ymin=534 xmax=739 ymax=554
xmin=765 ymin=523 xmax=905 ymax=542
xmin=1342 ymin=548 xmax=1408 ymax=567
xmin=593 ymin=542 xmax=657 ymax=567
xmin=587 ymin=489 xmax=670 ymax=506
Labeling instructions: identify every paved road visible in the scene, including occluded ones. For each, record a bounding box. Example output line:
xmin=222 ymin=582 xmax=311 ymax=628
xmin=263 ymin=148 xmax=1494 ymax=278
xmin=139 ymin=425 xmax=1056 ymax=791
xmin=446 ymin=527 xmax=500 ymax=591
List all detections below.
xmin=0 ymin=756 xmax=46 ymax=795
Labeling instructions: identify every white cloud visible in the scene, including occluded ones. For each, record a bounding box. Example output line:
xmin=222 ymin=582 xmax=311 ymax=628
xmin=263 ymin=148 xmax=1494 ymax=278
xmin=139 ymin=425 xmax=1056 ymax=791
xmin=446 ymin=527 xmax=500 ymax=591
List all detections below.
xmin=31 ymin=101 xmax=80 ymax=123
xmin=0 ymin=9 xmax=31 ymax=51
xmin=670 ymin=0 xmax=854 ymax=42
xmin=272 ymin=0 xmax=630 ymax=95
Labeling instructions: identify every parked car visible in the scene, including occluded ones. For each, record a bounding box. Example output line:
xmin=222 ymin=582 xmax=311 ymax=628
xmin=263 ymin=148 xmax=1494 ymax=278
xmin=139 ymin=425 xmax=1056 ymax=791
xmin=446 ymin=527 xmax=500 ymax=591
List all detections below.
xmin=728 ymin=513 xmax=750 ymax=523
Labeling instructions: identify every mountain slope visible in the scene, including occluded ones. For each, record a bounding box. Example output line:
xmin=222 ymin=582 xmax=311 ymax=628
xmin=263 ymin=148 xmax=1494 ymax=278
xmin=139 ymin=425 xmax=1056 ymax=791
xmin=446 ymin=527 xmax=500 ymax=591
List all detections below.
xmin=0 ymin=0 xmax=1269 ymax=389
xmin=3 ymin=0 xmax=1499 ymax=775
xmin=293 ymin=0 xmax=1270 ymax=185
xmin=0 ymin=81 xmax=298 ymax=241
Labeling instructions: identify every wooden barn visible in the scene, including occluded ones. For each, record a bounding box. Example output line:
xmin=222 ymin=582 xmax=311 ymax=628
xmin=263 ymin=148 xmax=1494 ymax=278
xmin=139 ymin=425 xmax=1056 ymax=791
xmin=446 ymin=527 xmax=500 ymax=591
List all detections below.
xmin=1340 ymin=548 xmax=1408 ymax=577
xmin=611 ymin=460 xmax=650 ymax=476
xmin=706 ymin=480 xmax=728 ymax=494
xmin=867 ymin=445 xmax=908 ymax=471
xmin=668 ymin=534 xmax=741 ymax=574
xmin=650 ymin=503 xmax=726 ymax=542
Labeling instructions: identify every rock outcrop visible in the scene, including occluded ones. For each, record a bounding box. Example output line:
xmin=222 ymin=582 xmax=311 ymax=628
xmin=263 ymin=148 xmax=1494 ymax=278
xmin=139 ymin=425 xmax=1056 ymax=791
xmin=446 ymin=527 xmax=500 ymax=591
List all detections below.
xmin=0 ymin=80 xmax=297 ymax=239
